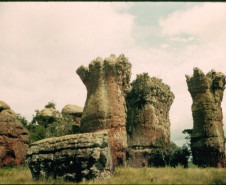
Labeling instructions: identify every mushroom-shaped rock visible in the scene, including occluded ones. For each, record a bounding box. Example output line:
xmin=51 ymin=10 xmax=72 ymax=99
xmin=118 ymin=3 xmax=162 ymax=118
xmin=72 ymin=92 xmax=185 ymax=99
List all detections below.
xmin=61 ymin=104 xmax=83 ymax=117
xmin=0 ymin=101 xmax=29 ymax=167
xmin=186 ymin=68 xmax=225 ymax=167
xmin=76 ymin=54 xmax=131 ymax=167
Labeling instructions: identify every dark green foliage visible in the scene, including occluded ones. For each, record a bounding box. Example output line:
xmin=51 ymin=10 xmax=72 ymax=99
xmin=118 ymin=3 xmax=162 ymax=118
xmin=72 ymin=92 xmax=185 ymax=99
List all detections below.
xmin=26 ymin=124 xmax=46 ymax=144
xmin=45 ymin=115 xmax=79 ymax=138
xmin=149 ymin=140 xmax=190 ymax=168
xmin=16 ymin=113 xmax=29 ymax=127
xmin=15 ymin=102 xmax=80 ymax=144
xmin=45 ymin=101 xmax=56 ymax=109
xmin=126 ymin=73 xmax=151 ymax=109
xmin=182 ymin=129 xmax=192 ymax=145
xmin=31 ymin=110 xmax=56 ymax=128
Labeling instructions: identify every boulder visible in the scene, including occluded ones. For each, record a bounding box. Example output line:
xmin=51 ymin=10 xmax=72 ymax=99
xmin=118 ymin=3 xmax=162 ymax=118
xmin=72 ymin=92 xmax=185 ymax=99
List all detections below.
xmin=76 ymin=54 xmax=131 ymax=166
xmin=0 ymin=101 xmax=10 ymax=111
xmin=61 ymin=104 xmax=83 ymax=132
xmin=38 ymin=108 xmax=61 ymax=118
xmin=186 ymin=68 xmax=225 ymax=167
xmin=62 ymin=104 xmax=83 ymax=117
xmin=0 ymin=101 xmax=29 ymax=167
xmin=126 ymin=73 xmax=175 ymax=167
xmin=27 ymin=130 xmax=113 ymax=182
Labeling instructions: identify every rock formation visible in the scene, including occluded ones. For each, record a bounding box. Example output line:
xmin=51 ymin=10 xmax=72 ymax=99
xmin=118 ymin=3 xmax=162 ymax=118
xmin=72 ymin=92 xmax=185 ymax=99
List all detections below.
xmin=33 ymin=102 xmax=61 ymax=128
xmin=61 ymin=104 xmax=83 ymax=133
xmin=0 ymin=101 xmax=29 ymax=167
xmin=126 ymin=73 xmax=175 ymax=167
xmin=27 ymin=130 xmax=113 ymax=182
xmin=76 ymin=54 xmax=131 ymax=167
xmin=186 ymin=68 xmax=225 ymax=167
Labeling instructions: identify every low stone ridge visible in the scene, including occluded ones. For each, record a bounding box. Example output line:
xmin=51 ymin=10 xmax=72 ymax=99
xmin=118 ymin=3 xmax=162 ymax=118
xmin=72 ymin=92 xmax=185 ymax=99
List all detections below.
xmin=27 ymin=130 xmax=113 ymax=182
xmin=186 ymin=68 xmax=226 ymax=167
xmin=76 ymin=54 xmax=131 ymax=167
xmin=0 ymin=101 xmax=29 ymax=167
xmin=126 ymin=73 xmax=175 ymax=167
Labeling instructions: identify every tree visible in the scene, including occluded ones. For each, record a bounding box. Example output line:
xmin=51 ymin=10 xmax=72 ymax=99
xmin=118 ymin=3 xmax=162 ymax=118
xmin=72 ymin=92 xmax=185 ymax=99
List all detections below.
xmin=16 ymin=113 xmax=29 ymax=127
xmin=148 ymin=140 xmax=190 ymax=168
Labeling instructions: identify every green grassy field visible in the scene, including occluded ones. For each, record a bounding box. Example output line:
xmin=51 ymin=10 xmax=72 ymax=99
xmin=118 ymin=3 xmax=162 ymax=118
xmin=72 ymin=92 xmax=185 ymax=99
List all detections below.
xmin=0 ymin=165 xmax=225 ymax=184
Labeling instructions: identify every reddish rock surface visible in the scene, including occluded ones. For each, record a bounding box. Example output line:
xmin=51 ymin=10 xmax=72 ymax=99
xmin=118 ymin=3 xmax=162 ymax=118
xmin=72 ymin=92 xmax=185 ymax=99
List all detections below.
xmin=186 ymin=68 xmax=225 ymax=167
xmin=0 ymin=101 xmax=29 ymax=167
xmin=76 ymin=54 xmax=131 ymax=167
xmin=126 ymin=73 xmax=175 ymax=167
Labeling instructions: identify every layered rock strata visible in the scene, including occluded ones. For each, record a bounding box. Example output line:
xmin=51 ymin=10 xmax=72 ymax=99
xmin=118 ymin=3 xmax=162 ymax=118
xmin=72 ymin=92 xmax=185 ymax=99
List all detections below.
xmin=186 ymin=68 xmax=225 ymax=167
xmin=27 ymin=130 xmax=113 ymax=182
xmin=126 ymin=73 xmax=175 ymax=167
xmin=0 ymin=101 xmax=29 ymax=167
xmin=76 ymin=54 xmax=131 ymax=167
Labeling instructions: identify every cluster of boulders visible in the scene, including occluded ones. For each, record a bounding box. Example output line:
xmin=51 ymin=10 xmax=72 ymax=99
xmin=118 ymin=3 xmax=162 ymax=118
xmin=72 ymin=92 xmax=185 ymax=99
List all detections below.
xmin=0 ymin=54 xmax=225 ymax=182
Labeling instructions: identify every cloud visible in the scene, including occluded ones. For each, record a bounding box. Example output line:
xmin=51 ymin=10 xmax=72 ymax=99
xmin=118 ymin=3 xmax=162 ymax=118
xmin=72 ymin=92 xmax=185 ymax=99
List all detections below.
xmin=0 ymin=2 xmax=134 ymax=120
xmin=158 ymin=2 xmax=226 ymax=144
xmin=0 ymin=2 xmax=225 ymax=147
xmin=159 ymin=3 xmax=226 ymax=46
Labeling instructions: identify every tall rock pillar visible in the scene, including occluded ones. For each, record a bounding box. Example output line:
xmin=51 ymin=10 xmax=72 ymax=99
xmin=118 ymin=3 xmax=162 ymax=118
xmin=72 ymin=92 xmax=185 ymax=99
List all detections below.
xmin=126 ymin=73 xmax=175 ymax=167
xmin=76 ymin=54 xmax=131 ymax=167
xmin=186 ymin=68 xmax=225 ymax=167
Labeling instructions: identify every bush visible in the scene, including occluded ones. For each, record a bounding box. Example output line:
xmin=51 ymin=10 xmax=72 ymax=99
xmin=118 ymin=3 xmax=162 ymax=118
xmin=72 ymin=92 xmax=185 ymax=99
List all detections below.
xmin=16 ymin=113 xmax=29 ymax=127
xmin=149 ymin=140 xmax=190 ymax=168
xmin=26 ymin=124 xmax=46 ymax=144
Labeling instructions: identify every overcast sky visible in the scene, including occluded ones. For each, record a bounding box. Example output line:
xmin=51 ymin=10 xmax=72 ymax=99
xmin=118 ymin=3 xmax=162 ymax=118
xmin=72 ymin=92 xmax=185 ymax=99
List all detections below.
xmin=1 ymin=2 xmax=226 ymax=146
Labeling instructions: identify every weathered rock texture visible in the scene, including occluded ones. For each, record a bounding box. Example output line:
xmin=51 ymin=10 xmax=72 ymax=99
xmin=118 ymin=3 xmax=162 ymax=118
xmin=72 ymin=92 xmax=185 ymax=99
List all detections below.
xmin=126 ymin=73 xmax=175 ymax=167
xmin=76 ymin=54 xmax=131 ymax=167
xmin=27 ymin=130 xmax=113 ymax=182
xmin=61 ymin=104 xmax=83 ymax=132
xmin=0 ymin=101 xmax=29 ymax=167
xmin=186 ymin=68 xmax=226 ymax=167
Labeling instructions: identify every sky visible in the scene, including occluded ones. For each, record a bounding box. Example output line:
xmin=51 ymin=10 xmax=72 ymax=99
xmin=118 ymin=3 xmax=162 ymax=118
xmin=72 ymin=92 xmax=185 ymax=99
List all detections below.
xmin=1 ymin=2 xmax=226 ymax=146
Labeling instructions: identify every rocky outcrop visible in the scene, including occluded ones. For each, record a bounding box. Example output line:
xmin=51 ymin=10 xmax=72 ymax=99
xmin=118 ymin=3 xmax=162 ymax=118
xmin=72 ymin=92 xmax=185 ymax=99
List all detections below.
xmin=0 ymin=101 xmax=29 ymax=167
xmin=126 ymin=73 xmax=175 ymax=167
xmin=61 ymin=104 xmax=83 ymax=133
xmin=33 ymin=103 xmax=61 ymax=128
xmin=27 ymin=130 xmax=113 ymax=182
xmin=76 ymin=54 xmax=131 ymax=167
xmin=62 ymin=104 xmax=83 ymax=117
xmin=186 ymin=68 xmax=225 ymax=167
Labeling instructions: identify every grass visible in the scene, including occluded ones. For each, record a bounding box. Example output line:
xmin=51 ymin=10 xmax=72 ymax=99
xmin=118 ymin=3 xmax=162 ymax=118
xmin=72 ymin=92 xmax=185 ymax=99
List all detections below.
xmin=0 ymin=164 xmax=226 ymax=184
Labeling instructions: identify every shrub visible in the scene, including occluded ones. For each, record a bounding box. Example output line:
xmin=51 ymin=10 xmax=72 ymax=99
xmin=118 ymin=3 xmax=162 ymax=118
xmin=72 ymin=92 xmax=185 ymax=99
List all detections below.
xmin=148 ymin=140 xmax=190 ymax=168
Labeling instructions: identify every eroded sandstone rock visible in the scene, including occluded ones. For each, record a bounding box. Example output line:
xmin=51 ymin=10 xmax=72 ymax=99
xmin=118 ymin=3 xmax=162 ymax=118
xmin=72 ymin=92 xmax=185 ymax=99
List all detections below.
xmin=186 ymin=68 xmax=225 ymax=167
xmin=61 ymin=104 xmax=83 ymax=133
xmin=76 ymin=54 xmax=131 ymax=167
xmin=27 ymin=130 xmax=113 ymax=182
xmin=126 ymin=73 xmax=175 ymax=167
xmin=0 ymin=101 xmax=29 ymax=167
